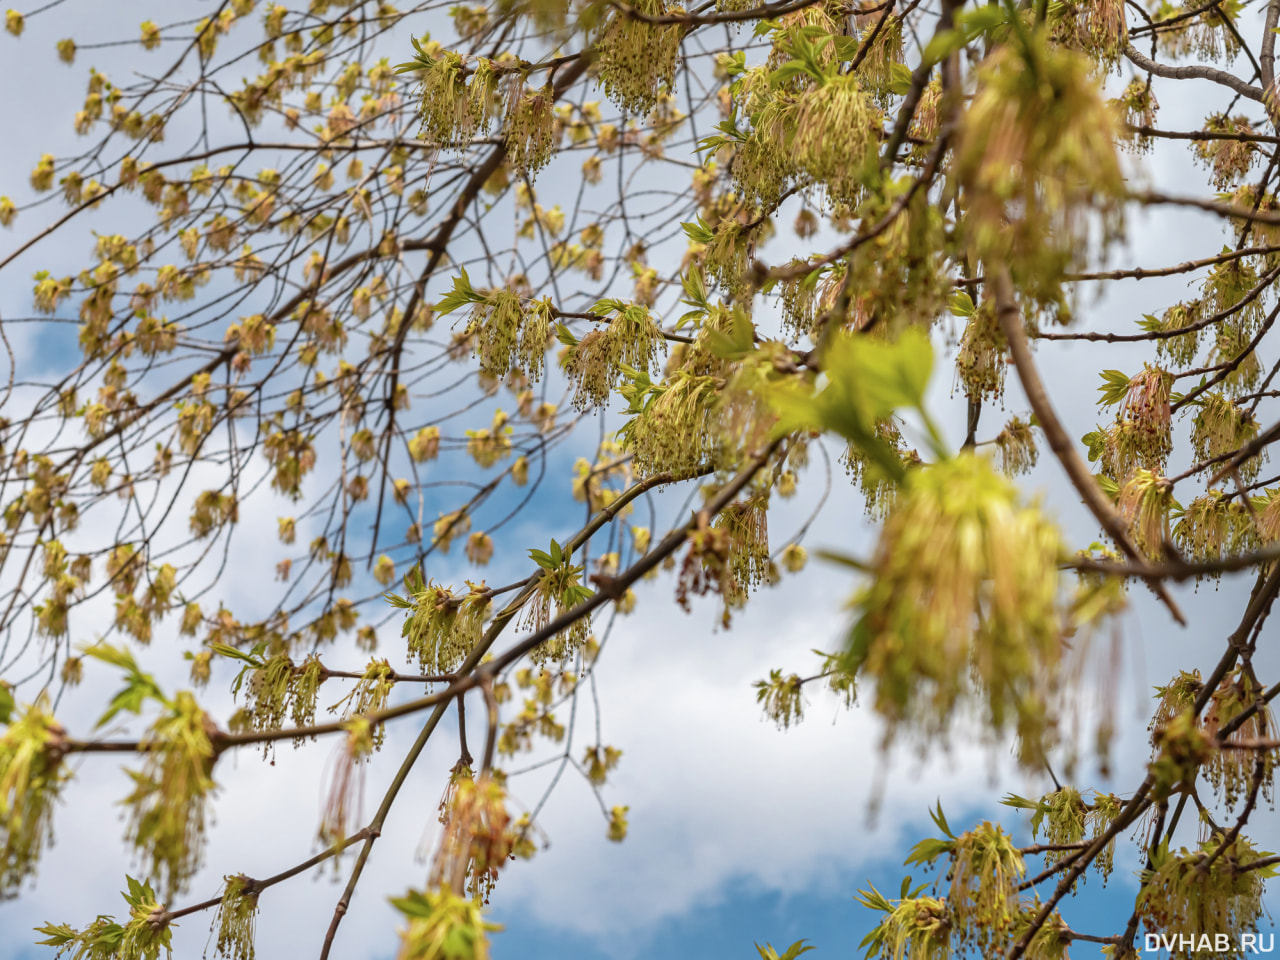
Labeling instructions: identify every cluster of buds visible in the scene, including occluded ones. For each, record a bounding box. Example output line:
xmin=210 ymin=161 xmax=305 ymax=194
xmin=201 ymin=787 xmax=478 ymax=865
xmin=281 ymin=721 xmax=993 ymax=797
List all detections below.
xmin=504 ymin=84 xmax=556 ymax=179
xmin=1211 ymin=319 xmax=1263 ymax=395
xmin=702 ymin=218 xmax=754 ymax=299
xmin=1150 ymin=711 xmax=1213 ymax=801
xmin=595 ymin=0 xmax=682 ymax=115
xmin=1192 ymin=393 xmax=1262 ymax=482
xmin=243 ymin=653 xmax=327 ymax=751
xmin=856 ymin=884 xmax=951 ymax=960
xmin=714 ymin=491 xmax=771 ymax=599
xmin=415 ymin=53 xmax=499 ymax=148
xmin=1138 ymin=832 xmax=1274 ymax=949
xmin=1194 ymin=114 xmax=1259 ymax=188
xmin=1151 ymin=671 xmax=1203 ymax=730
xmin=854 ymin=12 xmax=905 ymax=106
xmin=1117 ymin=365 xmax=1174 ymax=475
xmin=0 ymin=695 xmax=67 ymax=896
xmin=1113 ymin=79 xmax=1158 ymax=153
xmin=1147 ymin=300 xmax=1203 ymax=366
xmin=753 ymin=670 xmax=805 ymax=730
xmin=1117 ymin=469 xmax=1175 ymax=560
xmin=408 ymin=425 xmax=441 ymax=463
xmin=466 ymin=292 xmax=553 ymax=382
xmin=392 ymin=885 xmax=501 ymax=960
xmin=1150 ymin=0 xmax=1243 ymax=61
xmin=430 ymin=774 xmax=515 ymax=902
xmin=1053 ymin=0 xmax=1128 ymax=64
xmin=36 ymin=876 xmax=174 ymax=960
xmin=1171 ymin=491 xmax=1257 ymax=568
xmin=1202 ymin=669 xmax=1275 ymax=807
xmin=212 ymin=874 xmax=259 ymax=960
xmin=674 ymin=514 xmax=737 ymax=627
xmin=841 ymin=421 xmax=912 ymax=518
xmin=34 ymin=541 xmax=90 ymax=641
xmin=113 ymin=561 xmax=179 ymax=645
xmin=329 ymin=659 xmax=395 ymax=749
xmin=1011 ymin=908 xmax=1072 ymax=960
xmin=851 ymin=455 xmax=1067 ymax=761
xmin=778 ymin=263 xmax=838 ymax=339
xmin=465 ymin=410 xmax=514 ymax=469
xmin=432 ymin=509 xmax=472 ymax=553
xmin=562 ymin=303 xmax=665 ymax=411
xmin=1259 ymin=488 xmax=1280 ymax=542
xmin=955 ymin=36 xmax=1125 ymax=278
xmin=718 ymin=346 xmax=791 ymax=472
xmin=1204 ymin=257 xmax=1265 ymax=335
xmin=124 ymin=691 xmax=219 ymax=899
xmin=319 ymin=717 xmax=374 ymax=848
xmin=780 ymin=543 xmax=807 ymax=573
xmin=396 ymin=576 xmax=490 ymax=674
xmin=955 ymin=304 xmax=1008 ymax=402
xmin=791 ymin=74 xmax=879 ymax=207
xmin=466 ymin=532 xmax=495 ymax=567
xmin=523 ymin=556 xmax=592 ymax=666
xmin=622 ymin=372 xmax=722 ymax=479
xmin=607 ymin=805 xmax=629 ymax=842
xmin=1087 ymin=793 xmax=1124 ymax=880
xmin=582 ymin=745 xmax=623 ymax=786
xmin=993 ymin=416 xmax=1039 ymax=476
xmin=947 ymin=823 xmax=1025 ymax=946
xmin=1021 ymin=787 xmax=1087 ymax=871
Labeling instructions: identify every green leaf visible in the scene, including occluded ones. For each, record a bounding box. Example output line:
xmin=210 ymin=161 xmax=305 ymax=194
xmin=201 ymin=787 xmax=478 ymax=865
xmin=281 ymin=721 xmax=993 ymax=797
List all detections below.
xmin=833 ymin=34 xmax=860 ymax=61
xmin=390 ymin=891 xmax=435 ymax=918
xmin=948 ymin=290 xmax=976 ymax=318
xmin=1000 ymin=793 xmax=1040 ymax=810
xmin=436 ymin=266 xmax=486 ymax=316
xmin=854 ymin=883 xmax=894 ymax=914
xmin=83 ymin=643 xmax=168 ymax=727
xmin=922 ymin=4 xmax=1008 ymax=65
xmin=904 ymin=835 xmax=955 ymax=867
xmin=681 ymin=217 xmax=716 ymax=245
xmin=929 ymin=800 xmax=954 ymax=838
xmin=779 ymin=941 xmax=816 ymax=960
xmin=1081 ymin=428 xmax=1106 ymax=463
xmin=814 ymin=549 xmax=872 ymax=572
xmin=0 ymin=682 xmax=13 ymax=725
xmin=703 ymin=308 xmax=755 ymax=361
xmin=80 ymin=642 xmax=140 ymax=674
xmin=770 ymin=327 xmax=934 ymax=474
xmin=680 ymin=266 xmax=709 ymax=314
xmin=755 ymin=940 xmax=815 ymax=960
xmin=555 ymin=323 xmax=579 ymax=347
xmin=887 ymin=61 xmax=914 ymax=96
xmin=1096 ymin=369 xmax=1131 ymax=407
xmin=33 ymin=923 xmax=78 ymax=947
xmin=207 ymin=641 xmax=265 ymax=667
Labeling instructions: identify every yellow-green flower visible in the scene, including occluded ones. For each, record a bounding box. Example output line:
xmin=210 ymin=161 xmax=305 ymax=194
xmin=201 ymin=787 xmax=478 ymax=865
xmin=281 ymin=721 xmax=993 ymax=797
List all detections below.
xmin=847 ymin=454 xmax=1068 ymax=763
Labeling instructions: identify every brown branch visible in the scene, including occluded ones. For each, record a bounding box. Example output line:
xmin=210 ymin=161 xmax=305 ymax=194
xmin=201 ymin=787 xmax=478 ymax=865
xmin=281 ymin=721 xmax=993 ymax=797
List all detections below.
xmin=1063 ymin=245 xmax=1280 ymax=282
xmin=991 ymin=267 xmax=1186 ymax=626
xmin=609 ymin=0 xmax=886 ymax=27
xmin=1135 ymin=189 xmax=1280 ymax=225
xmin=1064 ymin=544 xmax=1280 ymax=581
xmin=1007 ymin=778 xmax=1155 ymax=959
xmin=1124 ymin=44 xmax=1264 ymax=102
xmin=155 ymin=827 xmax=372 ymax=924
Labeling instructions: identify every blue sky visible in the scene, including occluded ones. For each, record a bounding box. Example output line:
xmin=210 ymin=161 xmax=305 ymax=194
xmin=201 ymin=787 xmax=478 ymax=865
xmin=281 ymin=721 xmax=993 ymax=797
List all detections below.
xmin=491 ymin=864 xmax=1142 ymax=960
